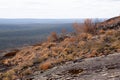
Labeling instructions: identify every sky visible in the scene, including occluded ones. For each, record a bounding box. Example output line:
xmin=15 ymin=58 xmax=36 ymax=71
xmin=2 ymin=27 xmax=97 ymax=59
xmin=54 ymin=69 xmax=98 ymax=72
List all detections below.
xmin=0 ymin=0 xmax=120 ymax=18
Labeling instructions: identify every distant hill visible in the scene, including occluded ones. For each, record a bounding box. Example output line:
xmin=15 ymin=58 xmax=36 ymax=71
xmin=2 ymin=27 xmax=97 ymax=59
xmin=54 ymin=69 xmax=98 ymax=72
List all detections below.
xmin=0 ymin=23 xmax=73 ymax=50
xmin=0 ymin=18 xmax=104 ymax=24
xmin=0 ymin=19 xmax=84 ymax=24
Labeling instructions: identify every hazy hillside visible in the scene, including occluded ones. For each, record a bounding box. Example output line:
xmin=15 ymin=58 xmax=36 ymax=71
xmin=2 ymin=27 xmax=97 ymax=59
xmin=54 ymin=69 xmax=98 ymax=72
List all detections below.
xmin=0 ymin=19 xmax=84 ymax=24
xmin=0 ymin=19 xmax=104 ymax=50
xmin=0 ymin=16 xmax=119 ymax=80
xmin=0 ymin=23 xmax=73 ymax=50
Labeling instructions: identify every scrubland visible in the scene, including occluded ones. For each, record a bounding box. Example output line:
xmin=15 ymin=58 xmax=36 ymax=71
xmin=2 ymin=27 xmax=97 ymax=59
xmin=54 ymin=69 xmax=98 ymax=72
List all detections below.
xmin=0 ymin=18 xmax=120 ymax=80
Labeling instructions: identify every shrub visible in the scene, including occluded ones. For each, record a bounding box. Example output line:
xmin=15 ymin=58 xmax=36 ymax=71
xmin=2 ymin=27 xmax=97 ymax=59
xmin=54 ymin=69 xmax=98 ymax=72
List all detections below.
xmin=78 ymin=33 xmax=92 ymax=41
xmin=47 ymin=32 xmax=58 ymax=42
xmin=87 ymin=50 xmax=97 ymax=58
xmin=105 ymin=30 xmax=116 ymax=35
xmin=21 ymin=68 xmax=32 ymax=76
xmin=83 ymin=19 xmax=97 ymax=34
xmin=73 ymin=19 xmax=97 ymax=35
xmin=2 ymin=69 xmax=16 ymax=80
xmin=73 ymin=23 xmax=83 ymax=34
xmin=39 ymin=61 xmax=52 ymax=70
xmin=99 ymin=29 xmax=105 ymax=34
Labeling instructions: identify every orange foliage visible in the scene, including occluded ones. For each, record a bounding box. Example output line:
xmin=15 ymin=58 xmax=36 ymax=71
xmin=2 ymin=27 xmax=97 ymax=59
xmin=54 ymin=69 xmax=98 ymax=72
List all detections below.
xmin=99 ymin=29 xmax=105 ymax=34
xmin=73 ymin=19 xmax=97 ymax=34
xmin=47 ymin=32 xmax=58 ymax=42
xmin=39 ymin=61 xmax=52 ymax=70
xmin=87 ymin=50 xmax=97 ymax=58
xmin=83 ymin=19 xmax=97 ymax=34
xmin=73 ymin=23 xmax=83 ymax=33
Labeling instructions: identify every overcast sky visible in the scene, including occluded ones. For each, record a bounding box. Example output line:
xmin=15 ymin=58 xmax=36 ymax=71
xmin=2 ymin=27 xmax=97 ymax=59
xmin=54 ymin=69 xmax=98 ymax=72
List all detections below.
xmin=0 ymin=0 xmax=120 ymax=18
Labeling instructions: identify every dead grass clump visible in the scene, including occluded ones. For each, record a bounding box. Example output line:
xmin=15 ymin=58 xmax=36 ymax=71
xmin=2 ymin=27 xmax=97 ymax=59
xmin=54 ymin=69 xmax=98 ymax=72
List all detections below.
xmin=66 ymin=54 xmax=74 ymax=61
xmin=78 ymin=41 xmax=86 ymax=47
xmin=55 ymin=57 xmax=64 ymax=64
xmin=112 ymin=40 xmax=120 ymax=49
xmin=2 ymin=69 xmax=17 ymax=80
xmin=33 ymin=46 xmax=41 ymax=50
xmin=99 ymin=29 xmax=105 ymax=34
xmin=20 ymin=68 xmax=33 ymax=76
xmin=2 ymin=59 xmax=10 ymax=65
xmin=96 ymin=42 xmax=116 ymax=55
xmin=39 ymin=61 xmax=52 ymax=70
xmin=64 ymin=37 xmax=70 ymax=42
xmin=87 ymin=50 xmax=98 ymax=58
xmin=41 ymin=53 xmax=49 ymax=59
xmin=114 ymin=30 xmax=120 ymax=37
xmin=51 ymin=47 xmax=63 ymax=56
xmin=78 ymin=33 xmax=92 ymax=41
xmin=47 ymin=42 xmax=57 ymax=48
xmin=105 ymin=30 xmax=116 ymax=35
xmin=47 ymin=32 xmax=58 ymax=42
xmin=69 ymin=37 xmax=77 ymax=42
xmin=19 ymin=61 xmax=33 ymax=70
xmin=33 ymin=52 xmax=49 ymax=64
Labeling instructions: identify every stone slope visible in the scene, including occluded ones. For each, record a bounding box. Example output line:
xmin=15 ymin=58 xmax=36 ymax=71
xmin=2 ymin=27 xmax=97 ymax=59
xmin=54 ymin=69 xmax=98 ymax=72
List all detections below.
xmin=98 ymin=16 xmax=120 ymax=30
xmin=31 ymin=53 xmax=120 ymax=80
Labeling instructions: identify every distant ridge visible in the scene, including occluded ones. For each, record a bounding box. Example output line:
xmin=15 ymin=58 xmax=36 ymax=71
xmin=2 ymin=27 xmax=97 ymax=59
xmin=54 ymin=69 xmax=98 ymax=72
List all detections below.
xmin=105 ymin=16 xmax=120 ymax=23
xmin=98 ymin=16 xmax=120 ymax=30
xmin=0 ymin=18 xmax=105 ymax=24
xmin=99 ymin=16 xmax=120 ymax=25
xmin=0 ymin=19 xmax=84 ymax=24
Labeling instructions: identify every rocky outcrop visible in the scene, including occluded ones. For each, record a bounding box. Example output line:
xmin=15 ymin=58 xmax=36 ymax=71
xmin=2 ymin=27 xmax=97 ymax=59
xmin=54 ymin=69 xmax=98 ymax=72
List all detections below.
xmin=28 ymin=53 xmax=120 ymax=80
xmin=98 ymin=16 xmax=120 ymax=30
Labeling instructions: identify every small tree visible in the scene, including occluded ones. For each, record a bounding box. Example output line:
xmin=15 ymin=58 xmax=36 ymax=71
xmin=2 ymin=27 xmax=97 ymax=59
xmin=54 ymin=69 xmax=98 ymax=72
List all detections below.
xmin=83 ymin=19 xmax=97 ymax=34
xmin=47 ymin=32 xmax=58 ymax=42
xmin=73 ymin=19 xmax=97 ymax=35
xmin=73 ymin=23 xmax=83 ymax=34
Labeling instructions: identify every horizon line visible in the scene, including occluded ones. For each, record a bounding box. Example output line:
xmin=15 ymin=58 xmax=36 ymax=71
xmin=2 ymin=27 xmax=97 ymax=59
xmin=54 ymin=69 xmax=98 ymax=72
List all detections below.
xmin=0 ymin=18 xmax=107 ymax=19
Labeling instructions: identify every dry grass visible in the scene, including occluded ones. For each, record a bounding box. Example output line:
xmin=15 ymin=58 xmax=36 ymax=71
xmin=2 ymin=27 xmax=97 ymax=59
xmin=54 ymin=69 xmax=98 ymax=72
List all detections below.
xmin=0 ymin=18 xmax=120 ymax=79
xmin=39 ymin=61 xmax=52 ymax=70
xmin=2 ymin=69 xmax=17 ymax=80
xmin=99 ymin=29 xmax=105 ymax=34
xmin=1 ymin=29 xmax=119 ymax=79
xmin=20 ymin=68 xmax=33 ymax=76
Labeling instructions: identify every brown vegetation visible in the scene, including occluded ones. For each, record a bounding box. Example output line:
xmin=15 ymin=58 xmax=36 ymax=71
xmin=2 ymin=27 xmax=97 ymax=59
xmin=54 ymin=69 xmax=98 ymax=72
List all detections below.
xmin=0 ymin=18 xmax=120 ymax=79
xmin=47 ymin=32 xmax=58 ymax=42
xmin=3 ymin=49 xmax=19 ymax=58
xmin=39 ymin=61 xmax=52 ymax=70
xmin=73 ymin=19 xmax=97 ymax=35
